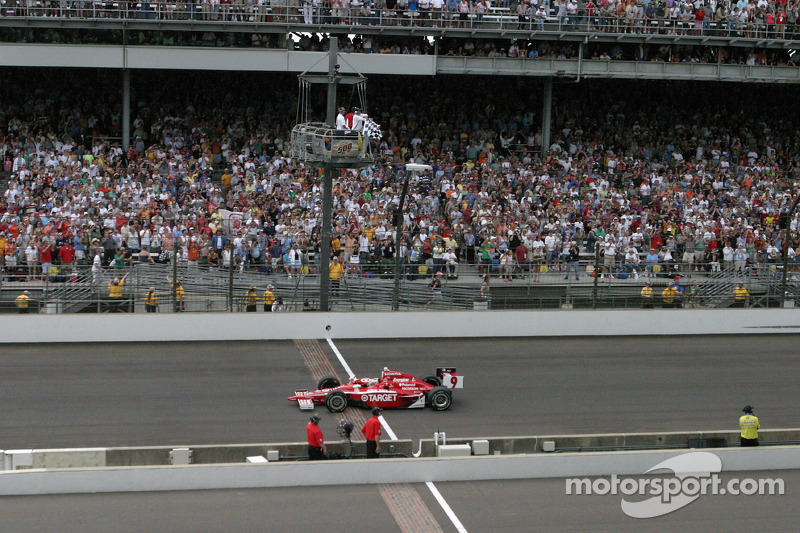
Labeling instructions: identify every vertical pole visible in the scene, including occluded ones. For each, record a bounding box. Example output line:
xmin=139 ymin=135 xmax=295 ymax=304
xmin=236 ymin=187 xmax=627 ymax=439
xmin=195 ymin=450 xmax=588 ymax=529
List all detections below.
xmin=228 ymin=250 xmax=235 ymax=312
xmin=319 ymin=36 xmax=338 ymax=312
xmin=135 ymin=265 xmax=139 ymax=313
xmin=122 ymin=69 xmax=131 ymax=150
xmin=780 ymin=190 xmax=800 ymax=307
xmin=172 ymin=235 xmax=178 ymax=312
xmin=541 ymin=78 xmax=552 ymax=158
xmin=392 ymin=170 xmax=412 ymax=311
xmin=593 ymin=241 xmax=600 ymax=309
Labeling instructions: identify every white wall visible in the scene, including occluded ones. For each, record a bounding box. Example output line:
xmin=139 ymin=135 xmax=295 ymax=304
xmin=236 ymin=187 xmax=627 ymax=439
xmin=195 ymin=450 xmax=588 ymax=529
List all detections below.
xmin=0 ymin=446 xmax=798 ymax=495
xmin=1 ymin=309 xmax=798 ymax=343
xmin=0 ymin=44 xmax=436 ymax=74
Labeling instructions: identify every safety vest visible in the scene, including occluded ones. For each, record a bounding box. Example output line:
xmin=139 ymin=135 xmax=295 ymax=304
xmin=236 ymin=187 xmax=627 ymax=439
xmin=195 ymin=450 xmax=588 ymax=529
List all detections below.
xmin=661 ymin=287 xmax=676 ymax=303
xmin=145 ymin=292 xmax=158 ymax=306
xmin=733 ymin=287 xmax=748 ymax=301
xmin=109 ymin=281 xmax=124 ymax=298
xmin=174 ymin=284 xmax=185 ymax=300
xmin=330 ymin=262 xmax=344 ymax=280
xmin=246 ymin=290 xmax=259 ymax=305
xmin=15 ymin=294 xmax=29 ymax=309
xmin=641 ymin=286 xmax=653 ymax=299
xmin=263 ymin=290 xmax=275 ymax=305
xmin=739 ymin=414 xmax=760 ymax=439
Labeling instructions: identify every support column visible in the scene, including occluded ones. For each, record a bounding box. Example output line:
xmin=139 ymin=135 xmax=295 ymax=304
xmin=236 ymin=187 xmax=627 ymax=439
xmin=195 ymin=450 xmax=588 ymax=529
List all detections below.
xmin=319 ymin=36 xmax=339 ymax=312
xmin=122 ymin=69 xmax=131 ymax=151
xmin=541 ymin=78 xmax=552 ymax=158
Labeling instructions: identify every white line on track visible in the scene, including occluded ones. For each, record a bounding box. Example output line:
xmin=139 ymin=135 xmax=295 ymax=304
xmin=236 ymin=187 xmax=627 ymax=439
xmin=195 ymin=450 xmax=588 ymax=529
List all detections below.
xmin=426 ymin=482 xmax=469 ymax=533
xmin=378 ymin=415 xmax=398 ymax=440
xmin=326 ymin=338 xmax=355 ymax=380
xmin=326 ymin=337 xmax=468 ymax=533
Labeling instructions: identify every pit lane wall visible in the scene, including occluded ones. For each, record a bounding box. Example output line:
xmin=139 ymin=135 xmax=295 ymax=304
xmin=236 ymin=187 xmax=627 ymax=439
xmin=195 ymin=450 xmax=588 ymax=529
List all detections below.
xmin=1 ymin=308 xmax=799 ymax=343
xmin=1 ymin=446 xmax=799 ymax=496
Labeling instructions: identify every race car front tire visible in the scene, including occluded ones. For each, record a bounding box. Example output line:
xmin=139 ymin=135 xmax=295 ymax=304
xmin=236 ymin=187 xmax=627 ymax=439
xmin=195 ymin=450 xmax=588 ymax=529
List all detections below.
xmin=325 ymin=390 xmax=348 ymax=412
xmin=317 ymin=376 xmax=341 ymax=390
xmin=426 ymin=387 xmax=452 ymax=411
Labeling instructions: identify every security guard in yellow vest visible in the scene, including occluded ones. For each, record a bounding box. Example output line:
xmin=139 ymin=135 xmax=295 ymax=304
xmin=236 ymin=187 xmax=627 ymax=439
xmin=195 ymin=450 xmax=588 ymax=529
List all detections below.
xmin=145 ymin=288 xmax=158 ymax=313
xmin=661 ymin=283 xmax=678 ymax=308
xmin=641 ymin=282 xmax=653 ymax=308
xmin=108 ymin=273 xmax=129 ymax=312
xmin=733 ymin=283 xmax=749 ymax=308
xmin=174 ymin=280 xmax=185 ymax=312
xmin=739 ymin=405 xmax=760 ymax=447
xmin=245 ymin=286 xmax=259 ymax=312
xmin=15 ymin=290 xmax=30 ymax=314
xmin=263 ymin=285 xmax=275 ymax=312
xmin=167 ymin=276 xmax=185 ymax=312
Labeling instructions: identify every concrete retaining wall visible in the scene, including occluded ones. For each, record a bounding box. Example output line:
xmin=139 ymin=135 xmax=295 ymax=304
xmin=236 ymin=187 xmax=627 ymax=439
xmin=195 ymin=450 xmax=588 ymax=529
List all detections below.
xmin=415 ymin=429 xmax=800 ymax=456
xmin=9 ymin=430 xmax=795 ymax=470
xmin=2 ymin=309 xmax=799 ymax=343
xmin=1 ymin=446 xmax=798 ymax=496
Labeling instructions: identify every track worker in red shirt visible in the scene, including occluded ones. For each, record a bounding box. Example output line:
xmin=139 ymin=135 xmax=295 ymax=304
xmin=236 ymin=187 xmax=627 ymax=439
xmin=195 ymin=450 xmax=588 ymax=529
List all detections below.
xmin=307 ymin=413 xmax=327 ymax=460
xmin=361 ymin=407 xmax=383 ymax=458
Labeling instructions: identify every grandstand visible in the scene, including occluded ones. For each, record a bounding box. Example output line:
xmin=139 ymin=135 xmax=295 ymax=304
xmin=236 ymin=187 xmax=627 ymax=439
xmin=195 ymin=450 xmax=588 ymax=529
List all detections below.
xmin=2 ymin=7 xmax=800 ymax=313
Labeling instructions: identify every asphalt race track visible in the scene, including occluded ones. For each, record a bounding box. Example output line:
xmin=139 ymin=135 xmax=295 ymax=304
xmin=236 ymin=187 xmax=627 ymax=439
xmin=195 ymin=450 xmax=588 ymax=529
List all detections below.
xmin=1 ymin=335 xmax=799 ymax=448
xmin=0 ymin=470 xmax=796 ymax=532
xmin=1 ymin=335 xmax=799 ymax=532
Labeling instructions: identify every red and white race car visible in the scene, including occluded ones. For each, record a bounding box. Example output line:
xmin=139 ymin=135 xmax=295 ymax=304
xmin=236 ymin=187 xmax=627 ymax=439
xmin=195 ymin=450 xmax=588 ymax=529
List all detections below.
xmin=288 ymin=367 xmax=464 ymax=412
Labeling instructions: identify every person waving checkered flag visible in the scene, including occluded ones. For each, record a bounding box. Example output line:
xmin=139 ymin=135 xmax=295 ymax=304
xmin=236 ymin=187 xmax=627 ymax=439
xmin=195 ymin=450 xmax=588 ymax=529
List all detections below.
xmin=362 ymin=118 xmax=382 ymax=140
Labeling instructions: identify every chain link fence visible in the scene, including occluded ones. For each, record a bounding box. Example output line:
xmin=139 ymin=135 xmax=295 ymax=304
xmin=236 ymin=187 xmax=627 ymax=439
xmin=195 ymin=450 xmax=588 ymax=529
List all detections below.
xmin=1 ymin=258 xmax=798 ymax=313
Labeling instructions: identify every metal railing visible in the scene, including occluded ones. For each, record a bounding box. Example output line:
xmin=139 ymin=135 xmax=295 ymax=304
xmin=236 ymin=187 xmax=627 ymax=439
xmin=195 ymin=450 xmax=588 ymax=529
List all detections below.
xmin=2 ymin=5 xmax=798 ymax=42
xmin=1 ymin=259 xmax=797 ymax=313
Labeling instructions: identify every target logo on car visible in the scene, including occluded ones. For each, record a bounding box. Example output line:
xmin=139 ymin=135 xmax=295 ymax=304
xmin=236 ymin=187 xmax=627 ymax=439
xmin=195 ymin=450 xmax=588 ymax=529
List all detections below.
xmin=361 ymin=393 xmax=396 ymax=402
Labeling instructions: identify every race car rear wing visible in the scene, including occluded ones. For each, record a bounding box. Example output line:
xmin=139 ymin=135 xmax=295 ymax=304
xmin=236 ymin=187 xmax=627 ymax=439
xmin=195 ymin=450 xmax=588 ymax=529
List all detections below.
xmin=436 ymin=367 xmax=464 ymax=389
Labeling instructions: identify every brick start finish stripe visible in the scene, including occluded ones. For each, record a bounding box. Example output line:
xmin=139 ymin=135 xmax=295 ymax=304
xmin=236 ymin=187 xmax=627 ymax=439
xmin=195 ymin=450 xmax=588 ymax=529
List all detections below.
xmin=294 ymin=339 xmax=367 ymax=441
xmin=379 ymin=483 xmax=446 ymax=533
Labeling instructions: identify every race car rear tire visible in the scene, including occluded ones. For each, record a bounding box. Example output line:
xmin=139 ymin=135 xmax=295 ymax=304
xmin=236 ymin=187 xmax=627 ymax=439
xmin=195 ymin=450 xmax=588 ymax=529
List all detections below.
xmin=325 ymin=390 xmax=348 ymax=412
xmin=318 ymin=376 xmax=341 ymax=390
xmin=427 ymin=387 xmax=452 ymax=411
xmin=422 ymin=375 xmax=442 ymax=387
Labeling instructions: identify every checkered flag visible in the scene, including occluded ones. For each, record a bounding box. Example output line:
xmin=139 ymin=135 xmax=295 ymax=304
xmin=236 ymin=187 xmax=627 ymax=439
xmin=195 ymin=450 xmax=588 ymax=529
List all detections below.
xmin=362 ymin=118 xmax=382 ymax=140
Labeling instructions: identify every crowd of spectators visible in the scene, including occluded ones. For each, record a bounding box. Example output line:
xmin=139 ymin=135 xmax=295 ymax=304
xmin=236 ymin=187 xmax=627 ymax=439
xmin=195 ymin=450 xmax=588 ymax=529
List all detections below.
xmin=3 ymin=23 xmax=798 ymax=69
xmin=2 ymin=69 xmax=800 ymax=286
xmin=4 ymin=0 xmax=800 ymax=41
xmin=440 ymin=39 xmax=798 ymax=64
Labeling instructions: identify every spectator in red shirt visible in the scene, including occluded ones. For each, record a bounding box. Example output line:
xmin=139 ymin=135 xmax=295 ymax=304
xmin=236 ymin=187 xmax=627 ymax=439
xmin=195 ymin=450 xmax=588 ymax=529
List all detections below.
xmin=361 ymin=407 xmax=383 ymax=458
xmin=40 ymin=243 xmax=53 ymax=281
xmin=59 ymin=242 xmax=75 ymax=267
xmin=306 ymin=413 xmax=327 ymax=460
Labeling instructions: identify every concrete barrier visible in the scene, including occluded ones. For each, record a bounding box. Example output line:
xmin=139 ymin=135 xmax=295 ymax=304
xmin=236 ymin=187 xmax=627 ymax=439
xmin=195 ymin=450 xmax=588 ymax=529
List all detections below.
xmin=1 ymin=446 xmax=799 ymax=496
xmin=413 ymin=429 xmax=800 ymax=456
xmin=3 ymin=431 xmax=797 ymax=473
xmin=1 ymin=308 xmax=799 ymax=343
